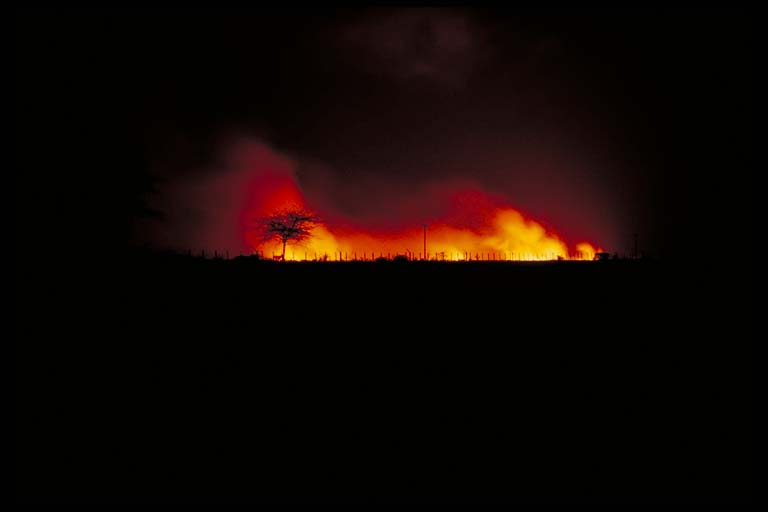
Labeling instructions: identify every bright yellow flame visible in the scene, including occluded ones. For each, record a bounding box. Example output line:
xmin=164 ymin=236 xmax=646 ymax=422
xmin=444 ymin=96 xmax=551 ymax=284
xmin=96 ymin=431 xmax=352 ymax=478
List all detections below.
xmin=483 ymin=209 xmax=568 ymax=260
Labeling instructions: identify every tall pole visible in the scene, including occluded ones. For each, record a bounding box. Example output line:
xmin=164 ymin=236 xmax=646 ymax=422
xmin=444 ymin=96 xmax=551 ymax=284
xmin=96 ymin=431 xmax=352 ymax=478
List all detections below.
xmin=423 ymin=224 xmax=427 ymax=261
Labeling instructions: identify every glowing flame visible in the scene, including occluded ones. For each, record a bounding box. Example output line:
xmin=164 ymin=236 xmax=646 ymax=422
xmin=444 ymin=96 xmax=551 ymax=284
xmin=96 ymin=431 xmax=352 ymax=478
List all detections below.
xmin=574 ymin=242 xmax=599 ymax=261
xmin=247 ymin=201 xmax=602 ymax=262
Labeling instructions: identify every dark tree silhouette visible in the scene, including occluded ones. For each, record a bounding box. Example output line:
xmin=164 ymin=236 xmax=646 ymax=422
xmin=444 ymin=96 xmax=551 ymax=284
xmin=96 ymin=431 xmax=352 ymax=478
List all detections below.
xmin=256 ymin=208 xmax=320 ymax=260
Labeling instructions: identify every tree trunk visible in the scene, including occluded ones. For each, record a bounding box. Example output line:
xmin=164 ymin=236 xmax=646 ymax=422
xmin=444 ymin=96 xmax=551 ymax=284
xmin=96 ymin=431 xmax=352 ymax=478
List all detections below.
xmin=281 ymin=239 xmax=287 ymax=260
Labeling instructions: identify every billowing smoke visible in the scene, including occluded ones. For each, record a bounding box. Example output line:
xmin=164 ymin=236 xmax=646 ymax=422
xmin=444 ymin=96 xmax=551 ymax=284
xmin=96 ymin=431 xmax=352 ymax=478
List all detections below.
xmin=141 ymin=138 xmax=302 ymax=254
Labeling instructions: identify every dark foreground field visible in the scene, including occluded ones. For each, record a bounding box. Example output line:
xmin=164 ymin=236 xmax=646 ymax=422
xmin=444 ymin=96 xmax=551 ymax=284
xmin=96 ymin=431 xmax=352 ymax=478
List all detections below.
xmin=16 ymin=256 xmax=752 ymax=504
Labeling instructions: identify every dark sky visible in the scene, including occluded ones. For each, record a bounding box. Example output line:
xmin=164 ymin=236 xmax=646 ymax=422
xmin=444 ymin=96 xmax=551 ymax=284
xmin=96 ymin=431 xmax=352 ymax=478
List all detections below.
xmin=16 ymin=7 xmax=752 ymax=261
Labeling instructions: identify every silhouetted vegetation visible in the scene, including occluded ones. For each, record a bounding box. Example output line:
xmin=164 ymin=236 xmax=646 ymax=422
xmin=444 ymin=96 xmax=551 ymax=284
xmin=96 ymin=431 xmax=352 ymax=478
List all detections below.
xmin=255 ymin=208 xmax=320 ymax=261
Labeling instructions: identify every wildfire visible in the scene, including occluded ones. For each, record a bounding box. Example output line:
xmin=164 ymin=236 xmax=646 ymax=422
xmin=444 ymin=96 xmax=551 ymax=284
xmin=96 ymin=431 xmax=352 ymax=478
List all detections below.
xmin=244 ymin=195 xmax=601 ymax=262
xmin=146 ymin=140 xmax=605 ymax=259
xmin=231 ymin=143 xmax=602 ymax=261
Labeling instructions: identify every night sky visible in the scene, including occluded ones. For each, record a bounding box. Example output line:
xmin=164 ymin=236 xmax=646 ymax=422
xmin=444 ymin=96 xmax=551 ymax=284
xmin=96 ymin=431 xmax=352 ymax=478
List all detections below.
xmin=16 ymin=7 xmax=752 ymax=262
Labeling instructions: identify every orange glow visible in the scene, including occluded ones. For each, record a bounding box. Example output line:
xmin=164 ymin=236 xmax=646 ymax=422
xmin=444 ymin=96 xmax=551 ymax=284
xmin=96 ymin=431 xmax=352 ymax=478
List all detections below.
xmin=247 ymin=203 xmax=603 ymax=262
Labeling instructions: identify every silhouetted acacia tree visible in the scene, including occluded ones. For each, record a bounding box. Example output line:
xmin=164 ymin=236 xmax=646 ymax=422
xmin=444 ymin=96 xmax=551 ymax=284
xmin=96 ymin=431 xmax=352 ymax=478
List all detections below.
xmin=256 ymin=208 xmax=320 ymax=260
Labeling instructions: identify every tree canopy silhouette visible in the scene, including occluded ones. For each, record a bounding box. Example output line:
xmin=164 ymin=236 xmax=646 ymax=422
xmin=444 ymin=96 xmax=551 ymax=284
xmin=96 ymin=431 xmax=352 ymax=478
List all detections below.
xmin=256 ymin=208 xmax=320 ymax=260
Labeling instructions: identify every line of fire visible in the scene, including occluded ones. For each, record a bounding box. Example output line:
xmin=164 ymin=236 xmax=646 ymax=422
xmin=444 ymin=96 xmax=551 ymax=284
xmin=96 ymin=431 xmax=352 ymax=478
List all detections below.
xmin=181 ymin=206 xmax=643 ymax=263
